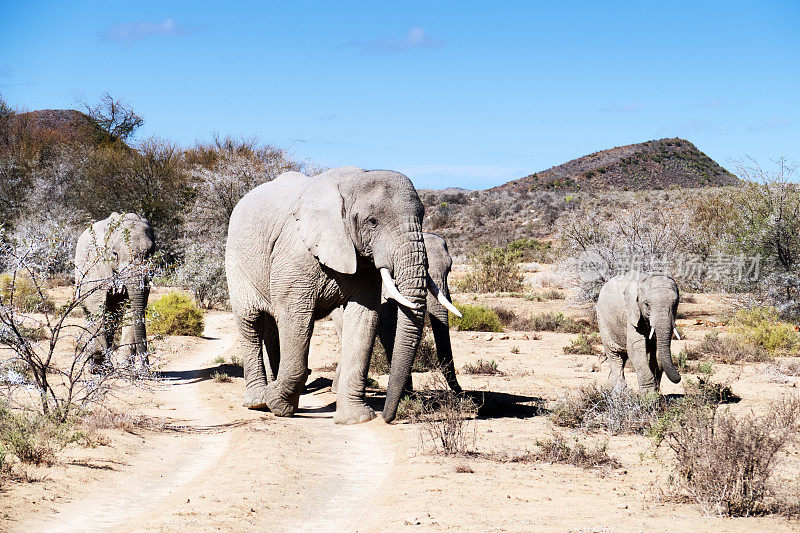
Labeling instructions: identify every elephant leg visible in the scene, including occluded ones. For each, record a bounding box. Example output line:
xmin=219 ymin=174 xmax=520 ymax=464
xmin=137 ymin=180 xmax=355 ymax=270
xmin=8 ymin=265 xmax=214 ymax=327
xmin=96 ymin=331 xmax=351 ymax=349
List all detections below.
xmin=263 ymin=311 xmax=313 ymax=417
xmin=82 ymin=289 xmax=109 ymax=368
xmin=627 ymin=327 xmax=656 ymax=391
xmin=334 ymin=292 xmax=380 ymax=425
xmin=261 ymin=313 xmax=280 ymax=383
xmin=237 ymin=312 xmax=270 ymax=410
xmin=429 ymin=306 xmax=461 ymax=393
xmin=607 ymin=349 xmax=626 ymax=389
xmin=330 ymin=306 xmax=344 ymax=394
xmin=119 ymin=288 xmax=149 ymax=370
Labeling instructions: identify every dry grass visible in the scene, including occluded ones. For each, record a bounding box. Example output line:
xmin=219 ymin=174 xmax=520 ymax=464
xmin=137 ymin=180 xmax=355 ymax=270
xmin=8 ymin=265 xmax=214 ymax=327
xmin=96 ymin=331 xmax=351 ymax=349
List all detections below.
xmin=685 ymin=331 xmax=771 ymax=364
xmin=412 ymin=374 xmax=478 ymax=455
xmin=461 ymin=359 xmax=503 ymax=375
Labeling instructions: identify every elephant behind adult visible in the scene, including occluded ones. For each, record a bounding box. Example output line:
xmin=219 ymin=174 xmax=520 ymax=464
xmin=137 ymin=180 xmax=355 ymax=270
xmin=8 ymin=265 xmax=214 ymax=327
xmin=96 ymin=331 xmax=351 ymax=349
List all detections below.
xmin=225 ymin=167 xmax=429 ymax=424
xmin=596 ymin=272 xmax=682 ymax=391
xmin=74 ymin=212 xmax=155 ymax=370
xmin=330 ymin=232 xmax=462 ymax=393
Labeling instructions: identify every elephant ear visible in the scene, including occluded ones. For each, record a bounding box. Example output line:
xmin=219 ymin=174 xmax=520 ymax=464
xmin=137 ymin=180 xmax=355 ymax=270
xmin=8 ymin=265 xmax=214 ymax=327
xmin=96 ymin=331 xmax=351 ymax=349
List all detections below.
xmin=623 ymin=278 xmax=643 ymax=328
xmin=293 ymin=180 xmax=358 ymax=275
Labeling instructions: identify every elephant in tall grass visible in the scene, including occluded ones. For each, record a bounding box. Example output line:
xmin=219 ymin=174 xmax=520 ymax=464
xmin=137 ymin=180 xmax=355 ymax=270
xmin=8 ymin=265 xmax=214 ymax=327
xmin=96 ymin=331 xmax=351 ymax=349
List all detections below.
xmin=596 ymin=272 xmax=682 ymax=391
xmin=74 ymin=212 xmax=155 ymax=370
xmin=225 ymin=167 xmax=452 ymax=424
xmin=330 ymin=232 xmax=463 ymax=393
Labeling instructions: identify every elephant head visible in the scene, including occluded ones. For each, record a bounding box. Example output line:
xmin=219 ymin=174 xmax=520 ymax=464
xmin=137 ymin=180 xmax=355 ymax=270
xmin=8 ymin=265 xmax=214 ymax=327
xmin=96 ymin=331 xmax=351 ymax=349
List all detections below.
xmin=624 ymin=273 xmax=681 ymax=385
xmin=294 ymin=167 xmax=429 ymax=422
xmin=75 ymin=212 xmax=155 ymax=367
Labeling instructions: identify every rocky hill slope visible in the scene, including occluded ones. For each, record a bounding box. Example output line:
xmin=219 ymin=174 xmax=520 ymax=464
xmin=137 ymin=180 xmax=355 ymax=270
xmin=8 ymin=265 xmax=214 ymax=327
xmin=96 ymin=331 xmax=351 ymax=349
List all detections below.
xmin=494 ymin=138 xmax=737 ymax=193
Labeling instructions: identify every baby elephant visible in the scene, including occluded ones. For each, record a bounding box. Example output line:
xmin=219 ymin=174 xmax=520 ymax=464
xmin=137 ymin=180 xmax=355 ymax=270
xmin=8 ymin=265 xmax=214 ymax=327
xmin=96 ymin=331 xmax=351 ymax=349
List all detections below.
xmin=596 ymin=272 xmax=682 ymax=391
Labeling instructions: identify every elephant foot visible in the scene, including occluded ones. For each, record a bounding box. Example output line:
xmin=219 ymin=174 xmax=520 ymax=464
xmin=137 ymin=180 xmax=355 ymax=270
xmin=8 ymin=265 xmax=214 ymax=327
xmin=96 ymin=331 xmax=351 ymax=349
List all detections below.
xmin=334 ymin=402 xmax=377 ymax=425
xmin=243 ymin=387 xmax=270 ymax=410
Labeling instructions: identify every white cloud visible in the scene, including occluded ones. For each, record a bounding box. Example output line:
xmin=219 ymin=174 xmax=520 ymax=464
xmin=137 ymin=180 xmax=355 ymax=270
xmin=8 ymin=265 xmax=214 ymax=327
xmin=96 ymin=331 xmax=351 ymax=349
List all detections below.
xmin=103 ymin=18 xmax=203 ymax=45
xmin=347 ymin=27 xmax=444 ymax=55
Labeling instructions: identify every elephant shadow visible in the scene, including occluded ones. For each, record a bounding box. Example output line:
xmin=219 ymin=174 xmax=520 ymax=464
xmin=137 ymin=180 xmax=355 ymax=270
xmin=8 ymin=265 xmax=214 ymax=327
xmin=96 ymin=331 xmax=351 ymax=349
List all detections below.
xmin=157 ymin=363 xmax=244 ymax=383
xmin=294 ymin=381 xmax=548 ymax=420
xmin=463 ymin=390 xmax=549 ymax=419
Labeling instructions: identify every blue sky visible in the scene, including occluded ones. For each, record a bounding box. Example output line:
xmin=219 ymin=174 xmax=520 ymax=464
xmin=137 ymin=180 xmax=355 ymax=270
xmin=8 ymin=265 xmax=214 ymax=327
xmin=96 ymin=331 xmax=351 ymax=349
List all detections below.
xmin=1 ymin=1 xmax=798 ymax=189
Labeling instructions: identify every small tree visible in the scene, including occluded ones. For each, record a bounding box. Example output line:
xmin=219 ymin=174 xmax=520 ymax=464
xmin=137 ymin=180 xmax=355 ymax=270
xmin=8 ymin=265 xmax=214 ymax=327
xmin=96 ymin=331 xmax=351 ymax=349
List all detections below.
xmin=82 ymin=93 xmax=143 ymax=144
xmin=0 ymin=224 xmax=149 ymax=421
xmin=454 ymin=244 xmax=524 ymax=293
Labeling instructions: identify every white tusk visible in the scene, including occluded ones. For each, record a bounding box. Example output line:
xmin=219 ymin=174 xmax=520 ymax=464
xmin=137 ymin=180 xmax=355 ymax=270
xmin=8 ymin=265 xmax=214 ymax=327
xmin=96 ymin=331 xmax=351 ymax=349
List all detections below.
xmin=427 ymin=275 xmax=462 ymax=317
xmin=380 ymin=268 xmax=421 ymax=310
xmin=674 ymin=327 xmax=681 ymax=340
xmin=649 ymin=326 xmax=655 ymax=339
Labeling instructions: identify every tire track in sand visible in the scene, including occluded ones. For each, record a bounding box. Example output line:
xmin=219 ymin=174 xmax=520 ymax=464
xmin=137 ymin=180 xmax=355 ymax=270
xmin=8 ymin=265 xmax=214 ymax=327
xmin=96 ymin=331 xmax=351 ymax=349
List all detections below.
xmin=25 ymin=315 xmax=235 ymax=533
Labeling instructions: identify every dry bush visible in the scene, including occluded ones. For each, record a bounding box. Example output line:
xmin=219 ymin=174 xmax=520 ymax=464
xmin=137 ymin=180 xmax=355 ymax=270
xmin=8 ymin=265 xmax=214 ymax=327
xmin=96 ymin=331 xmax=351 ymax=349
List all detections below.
xmin=513 ymin=312 xmax=586 ymax=333
xmin=534 ymin=433 xmax=621 ymax=469
xmin=413 ymin=373 xmax=478 ymax=455
xmin=551 ymin=383 xmax=664 ymax=434
xmin=685 ymin=331 xmax=771 ymax=364
xmin=462 ymin=359 xmax=502 ymax=375
xmin=491 ymin=305 xmax=516 ymax=326
xmin=762 ymin=360 xmax=800 ymax=383
xmin=76 ymin=408 xmax=152 ymax=433
xmin=664 ymin=395 xmax=800 ymax=517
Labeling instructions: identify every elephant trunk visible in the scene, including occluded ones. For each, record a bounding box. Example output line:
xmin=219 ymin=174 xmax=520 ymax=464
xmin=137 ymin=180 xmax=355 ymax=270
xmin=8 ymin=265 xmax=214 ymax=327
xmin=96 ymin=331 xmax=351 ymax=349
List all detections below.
xmin=382 ymin=233 xmax=427 ymax=423
xmin=127 ymin=280 xmax=149 ymax=367
xmin=655 ymin=317 xmax=680 ymax=384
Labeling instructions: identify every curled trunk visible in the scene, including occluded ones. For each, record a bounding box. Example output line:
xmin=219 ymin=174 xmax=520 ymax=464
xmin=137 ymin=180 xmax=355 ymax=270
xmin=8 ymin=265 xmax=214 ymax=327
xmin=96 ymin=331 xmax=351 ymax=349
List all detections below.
xmin=382 ymin=236 xmax=427 ymax=422
xmin=656 ymin=322 xmax=680 ymax=384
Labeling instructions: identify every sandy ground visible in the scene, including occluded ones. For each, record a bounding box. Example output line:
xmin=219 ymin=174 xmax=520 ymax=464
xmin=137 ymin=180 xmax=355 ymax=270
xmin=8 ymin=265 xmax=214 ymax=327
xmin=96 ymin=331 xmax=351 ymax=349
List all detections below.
xmin=2 ymin=291 xmax=800 ymax=532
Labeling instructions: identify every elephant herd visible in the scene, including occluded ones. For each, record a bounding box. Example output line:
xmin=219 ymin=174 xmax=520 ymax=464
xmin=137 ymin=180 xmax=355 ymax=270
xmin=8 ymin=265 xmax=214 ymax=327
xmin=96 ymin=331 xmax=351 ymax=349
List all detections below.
xmin=74 ymin=166 xmax=682 ymax=425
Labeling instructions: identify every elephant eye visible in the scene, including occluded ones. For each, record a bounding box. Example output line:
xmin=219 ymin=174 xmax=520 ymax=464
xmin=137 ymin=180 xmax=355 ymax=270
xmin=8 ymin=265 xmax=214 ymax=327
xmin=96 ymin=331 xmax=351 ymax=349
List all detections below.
xmin=366 ymin=216 xmax=378 ymax=228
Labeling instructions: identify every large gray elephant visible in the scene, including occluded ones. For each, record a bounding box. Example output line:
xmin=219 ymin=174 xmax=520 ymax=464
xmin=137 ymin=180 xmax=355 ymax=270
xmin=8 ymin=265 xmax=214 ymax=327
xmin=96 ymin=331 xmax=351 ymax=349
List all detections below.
xmin=330 ymin=232 xmax=463 ymax=393
xmin=74 ymin=212 xmax=155 ymax=370
xmin=596 ymin=272 xmax=682 ymax=391
xmin=225 ymin=166 xmax=437 ymax=424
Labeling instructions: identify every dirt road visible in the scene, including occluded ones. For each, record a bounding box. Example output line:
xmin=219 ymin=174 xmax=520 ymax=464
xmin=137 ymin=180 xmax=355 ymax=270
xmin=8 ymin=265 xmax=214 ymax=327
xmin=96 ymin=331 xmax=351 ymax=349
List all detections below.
xmin=20 ymin=312 xmax=395 ymax=532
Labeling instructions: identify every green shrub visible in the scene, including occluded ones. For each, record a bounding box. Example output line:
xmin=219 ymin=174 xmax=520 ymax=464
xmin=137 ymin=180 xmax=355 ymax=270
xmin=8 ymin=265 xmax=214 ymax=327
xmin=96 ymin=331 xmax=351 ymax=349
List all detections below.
xmin=0 ymin=408 xmax=71 ymax=465
xmin=0 ymin=274 xmax=55 ymax=312
xmin=563 ymin=332 xmax=601 ymax=355
xmin=462 ymin=359 xmax=502 ymax=375
xmin=146 ymin=292 xmax=204 ymax=336
xmin=731 ymin=307 xmax=800 ymax=355
xmin=452 ymin=245 xmax=523 ymax=293
xmin=212 ymin=372 xmax=232 ymax=382
xmin=450 ymin=302 xmax=503 ymax=332
xmin=516 ymin=312 xmax=586 ymax=333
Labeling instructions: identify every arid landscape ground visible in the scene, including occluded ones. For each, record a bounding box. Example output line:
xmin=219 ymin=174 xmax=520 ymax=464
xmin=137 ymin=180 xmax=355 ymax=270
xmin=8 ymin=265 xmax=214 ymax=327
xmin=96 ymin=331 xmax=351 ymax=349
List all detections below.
xmin=3 ymin=268 xmax=799 ymax=532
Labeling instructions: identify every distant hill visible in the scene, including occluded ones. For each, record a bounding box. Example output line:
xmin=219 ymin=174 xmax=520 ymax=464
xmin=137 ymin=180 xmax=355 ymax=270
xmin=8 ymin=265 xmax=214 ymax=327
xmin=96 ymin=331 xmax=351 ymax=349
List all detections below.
xmin=494 ymin=138 xmax=737 ymax=193
xmin=1 ymin=109 xmax=114 ymax=148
